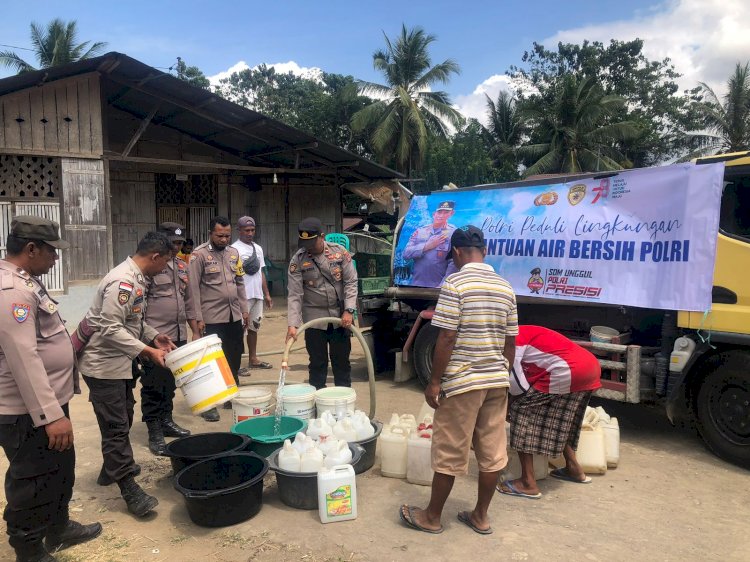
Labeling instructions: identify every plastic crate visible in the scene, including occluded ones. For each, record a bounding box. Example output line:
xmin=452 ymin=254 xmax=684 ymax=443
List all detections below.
xmin=358 ymin=276 xmax=390 ymax=296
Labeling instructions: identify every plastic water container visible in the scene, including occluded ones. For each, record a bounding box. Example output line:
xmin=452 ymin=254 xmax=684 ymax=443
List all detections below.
xmin=398 ymin=414 xmax=418 ymax=434
xmin=315 ymin=387 xmax=357 ymax=418
xmin=406 ymin=431 xmax=433 ymax=486
xmin=165 ymin=334 xmax=239 ymax=414
xmin=601 ymin=417 xmax=620 ymax=468
xmin=670 ymin=336 xmax=696 ymax=373
xmin=379 ymin=425 xmax=408 ymax=478
xmin=232 ymin=387 xmax=273 ymax=424
xmin=502 ymin=424 xmax=548 ymax=481
xmin=280 ymin=384 xmax=317 ymax=420
xmin=318 ymin=465 xmax=357 ymax=523
xmin=306 ymin=418 xmax=332 ymax=441
xmin=590 ymin=325 xmax=619 ymax=343
xmin=577 ymin=425 xmax=608 ymax=474
xmin=278 ymin=440 xmax=301 ymax=472
xmin=417 ymin=401 xmax=435 ymax=426
xmin=318 ymin=436 xmax=341 ymax=457
xmin=300 ymin=447 xmax=324 ymax=472
xmin=324 ymin=440 xmax=353 ymax=468
xmin=333 ymin=419 xmax=358 ymax=442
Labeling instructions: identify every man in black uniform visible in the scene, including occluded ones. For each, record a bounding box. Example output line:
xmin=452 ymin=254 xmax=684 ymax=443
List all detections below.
xmin=0 ymin=216 xmax=101 ymax=562
xmin=140 ymin=223 xmax=192 ymax=456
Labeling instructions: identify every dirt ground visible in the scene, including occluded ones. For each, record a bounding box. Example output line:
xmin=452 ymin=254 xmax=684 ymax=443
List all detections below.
xmin=1 ymin=309 xmax=749 ymax=562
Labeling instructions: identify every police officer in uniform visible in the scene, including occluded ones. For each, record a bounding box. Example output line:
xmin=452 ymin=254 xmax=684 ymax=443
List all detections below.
xmin=403 ymin=200 xmax=457 ymax=287
xmin=286 ymin=217 xmax=358 ymax=389
xmin=188 ymin=216 xmax=249 ymax=422
xmin=140 ymin=223 xmax=192 ymax=456
xmin=0 ymin=216 xmax=101 ymax=562
xmin=79 ymin=233 xmax=175 ymax=518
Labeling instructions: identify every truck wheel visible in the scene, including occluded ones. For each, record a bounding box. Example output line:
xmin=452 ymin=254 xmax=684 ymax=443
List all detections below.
xmin=694 ymin=350 xmax=750 ymax=468
xmin=413 ymin=323 xmax=439 ymax=388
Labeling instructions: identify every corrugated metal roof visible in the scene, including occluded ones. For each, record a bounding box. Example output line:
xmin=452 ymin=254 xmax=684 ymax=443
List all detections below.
xmin=0 ymin=52 xmax=403 ymax=182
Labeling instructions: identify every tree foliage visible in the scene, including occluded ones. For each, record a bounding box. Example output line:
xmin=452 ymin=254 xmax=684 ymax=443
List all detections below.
xmin=0 ymin=18 xmax=106 ymax=73
xmin=175 ymin=57 xmax=210 ymax=89
xmin=509 ymin=39 xmax=701 ymax=167
xmin=485 ymin=90 xmax=526 ymax=171
xmin=516 ymin=75 xmax=640 ymax=176
xmin=686 ymin=62 xmax=750 ymax=157
xmin=215 ymin=66 xmax=374 ymax=155
xmin=352 ymin=25 xmax=462 ymax=173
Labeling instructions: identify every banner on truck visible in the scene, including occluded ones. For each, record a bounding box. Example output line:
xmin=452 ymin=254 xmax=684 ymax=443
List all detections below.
xmin=394 ymin=163 xmax=725 ymax=311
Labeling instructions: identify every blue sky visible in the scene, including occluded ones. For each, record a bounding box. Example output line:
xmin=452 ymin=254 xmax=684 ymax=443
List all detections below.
xmin=2 ymin=0 xmax=748 ymax=122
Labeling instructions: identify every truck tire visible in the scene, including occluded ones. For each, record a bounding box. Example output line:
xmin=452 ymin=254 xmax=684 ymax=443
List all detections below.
xmin=413 ymin=322 xmax=439 ymax=388
xmin=694 ymin=350 xmax=750 ymax=468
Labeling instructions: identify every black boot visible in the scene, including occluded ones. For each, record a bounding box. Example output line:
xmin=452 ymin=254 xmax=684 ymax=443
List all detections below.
xmin=161 ymin=417 xmax=190 ymax=438
xmin=13 ymin=541 xmax=56 ymax=562
xmin=146 ymin=420 xmax=167 ymax=456
xmin=117 ymin=476 xmax=158 ymax=517
xmin=97 ymin=463 xmax=141 ymax=486
xmin=45 ymin=520 xmax=102 ymax=553
xmin=200 ymin=407 xmax=220 ymax=422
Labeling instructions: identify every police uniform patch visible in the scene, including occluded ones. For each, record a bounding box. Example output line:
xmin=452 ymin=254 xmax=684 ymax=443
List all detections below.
xmin=118 ymin=291 xmax=130 ymax=305
xmin=135 ymin=288 xmax=143 ymax=297
xmin=289 ymin=263 xmax=298 ymax=273
xmin=119 ymin=281 xmax=134 ymax=293
xmin=47 ymin=302 xmax=57 ymax=313
xmin=132 ymin=306 xmax=142 ymax=314
xmin=230 ymin=255 xmax=238 ymax=262
xmin=24 ymin=279 xmax=34 ymax=288
xmin=207 ymin=266 xmax=220 ymax=273
xmin=235 ymin=263 xmax=245 ymax=276
xmin=133 ymin=296 xmax=144 ymax=306
xmin=12 ymin=303 xmax=30 ymax=323
xmin=302 ymin=261 xmax=312 ymax=267
xmin=136 ymin=274 xmax=145 ymax=284
xmin=333 ymin=270 xmax=342 ymax=281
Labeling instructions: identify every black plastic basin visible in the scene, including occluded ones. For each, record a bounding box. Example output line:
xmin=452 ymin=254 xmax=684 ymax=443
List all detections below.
xmin=174 ymin=452 xmax=269 ymax=527
xmin=165 ymin=432 xmax=252 ymax=474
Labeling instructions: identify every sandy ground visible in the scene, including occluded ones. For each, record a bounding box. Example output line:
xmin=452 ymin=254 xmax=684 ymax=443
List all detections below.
xmin=1 ymin=309 xmax=749 ymax=562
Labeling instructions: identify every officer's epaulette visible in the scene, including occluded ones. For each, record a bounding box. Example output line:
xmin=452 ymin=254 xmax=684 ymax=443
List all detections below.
xmin=1 ymin=270 xmax=13 ymax=290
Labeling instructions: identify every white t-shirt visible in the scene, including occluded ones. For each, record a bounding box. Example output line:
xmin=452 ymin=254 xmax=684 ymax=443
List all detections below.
xmin=231 ymin=239 xmax=265 ymax=299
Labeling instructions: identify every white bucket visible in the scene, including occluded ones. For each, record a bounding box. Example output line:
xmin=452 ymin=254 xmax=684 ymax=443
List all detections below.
xmin=164 ymin=334 xmax=238 ymax=415
xmin=280 ymin=384 xmax=317 ymax=420
xmin=232 ymin=386 xmax=274 ymax=424
xmin=590 ymin=325 xmax=620 ymax=343
xmin=315 ymin=387 xmax=357 ymax=418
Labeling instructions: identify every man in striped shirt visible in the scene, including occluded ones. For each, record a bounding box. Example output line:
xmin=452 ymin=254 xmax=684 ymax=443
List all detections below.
xmin=400 ymin=225 xmax=517 ymax=535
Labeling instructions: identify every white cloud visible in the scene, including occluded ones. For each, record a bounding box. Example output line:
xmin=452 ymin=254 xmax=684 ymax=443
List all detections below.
xmin=208 ymin=60 xmax=323 ymax=85
xmin=544 ymin=0 xmax=750 ymax=95
xmin=453 ymin=74 xmax=513 ymax=124
xmin=454 ymin=0 xmax=750 ymax=126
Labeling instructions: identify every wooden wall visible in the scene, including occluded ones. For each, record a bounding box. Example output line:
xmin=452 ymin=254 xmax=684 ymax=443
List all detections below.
xmin=110 ymin=167 xmax=156 ymax=264
xmin=61 ymin=158 xmax=109 ymax=280
xmin=0 ymin=74 xmax=103 ymax=157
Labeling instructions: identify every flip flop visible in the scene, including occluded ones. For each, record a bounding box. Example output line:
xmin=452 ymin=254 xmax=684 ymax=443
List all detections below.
xmin=550 ymin=467 xmax=592 ymax=484
xmin=497 ymin=480 xmax=542 ymax=499
xmin=250 ymin=361 xmax=273 ymax=369
xmin=457 ymin=511 xmax=492 ymax=535
xmin=398 ymin=505 xmax=444 ymax=534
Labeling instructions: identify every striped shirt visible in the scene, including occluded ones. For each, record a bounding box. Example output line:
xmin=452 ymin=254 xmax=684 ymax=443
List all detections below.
xmin=431 ymin=262 xmax=518 ymax=397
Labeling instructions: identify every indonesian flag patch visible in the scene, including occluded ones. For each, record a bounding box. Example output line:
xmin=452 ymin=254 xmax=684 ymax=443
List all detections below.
xmin=12 ymin=303 xmax=30 ymax=323
xmin=118 ymin=281 xmax=134 ymax=293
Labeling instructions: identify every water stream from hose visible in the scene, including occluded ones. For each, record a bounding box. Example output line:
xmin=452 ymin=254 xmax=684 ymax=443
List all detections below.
xmin=273 ymin=366 xmax=287 ymax=436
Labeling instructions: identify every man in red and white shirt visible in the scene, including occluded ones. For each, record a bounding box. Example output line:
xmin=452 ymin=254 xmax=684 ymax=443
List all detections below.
xmin=499 ymin=325 xmax=601 ymax=499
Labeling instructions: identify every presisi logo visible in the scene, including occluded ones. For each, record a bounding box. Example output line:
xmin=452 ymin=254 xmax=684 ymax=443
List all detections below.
xmin=568 ymin=184 xmax=586 ymax=205
xmin=543 ymin=274 xmax=602 ymax=298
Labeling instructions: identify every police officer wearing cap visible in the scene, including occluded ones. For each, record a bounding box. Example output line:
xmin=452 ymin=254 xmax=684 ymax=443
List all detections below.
xmin=187 ymin=216 xmax=249 ymax=422
xmin=79 ymin=232 xmax=176 ymax=519
xmin=403 ymin=200 xmax=458 ymax=287
xmin=0 ymin=216 xmax=102 ymax=562
xmin=139 ymin=223 xmax=192 ymax=456
xmin=286 ymin=217 xmax=358 ymax=389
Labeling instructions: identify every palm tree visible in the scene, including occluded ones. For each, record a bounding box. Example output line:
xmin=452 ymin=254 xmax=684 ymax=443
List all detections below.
xmin=517 ymin=75 xmax=640 ymax=176
xmin=485 ymin=91 xmax=525 ymax=169
xmin=351 ymin=25 xmax=462 ymax=174
xmin=685 ymin=62 xmax=750 ymax=157
xmin=0 ymin=19 xmax=107 ymax=74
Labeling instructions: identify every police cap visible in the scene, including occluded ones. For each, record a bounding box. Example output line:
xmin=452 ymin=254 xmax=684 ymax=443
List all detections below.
xmin=158 ymin=222 xmax=186 ymax=242
xmin=436 ymin=201 xmax=455 ymax=211
xmin=11 ymin=215 xmax=70 ymax=249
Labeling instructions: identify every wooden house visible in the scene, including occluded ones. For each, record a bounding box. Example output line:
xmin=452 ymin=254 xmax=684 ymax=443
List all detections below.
xmin=0 ymin=52 xmax=402 ymax=293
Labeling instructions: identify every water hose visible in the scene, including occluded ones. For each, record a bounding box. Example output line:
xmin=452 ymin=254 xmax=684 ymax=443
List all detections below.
xmin=243 ymin=317 xmax=377 ymax=419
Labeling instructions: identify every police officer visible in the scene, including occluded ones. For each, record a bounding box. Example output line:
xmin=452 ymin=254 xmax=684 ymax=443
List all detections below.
xmin=286 ymin=217 xmax=358 ymax=389
xmin=78 ymin=232 xmax=175 ymax=518
xmin=0 ymin=216 xmax=101 ymax=562
xmin=403 ymin=200 xmax=457 ymax=287
xmin=188 ymin=216 xmax=249 ymax=422
xmin=140 ymin=223 xmax=192 ymax=456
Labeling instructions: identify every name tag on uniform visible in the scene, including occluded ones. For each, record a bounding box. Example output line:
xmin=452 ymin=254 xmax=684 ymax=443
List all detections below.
xmin=207 ymin=266 xmax=220 ymax=273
